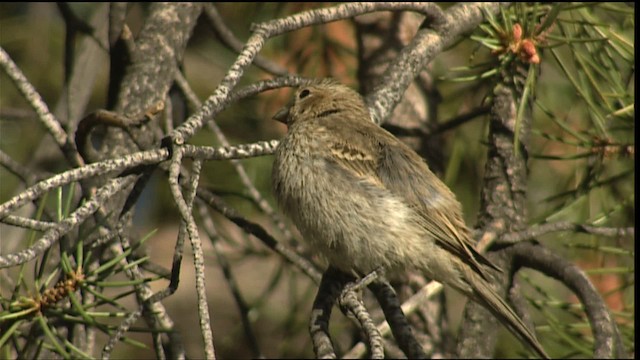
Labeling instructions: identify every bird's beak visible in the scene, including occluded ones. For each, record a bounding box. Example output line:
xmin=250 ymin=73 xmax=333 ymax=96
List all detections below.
xmin=272 ymin=106 xmax=290 ymax=124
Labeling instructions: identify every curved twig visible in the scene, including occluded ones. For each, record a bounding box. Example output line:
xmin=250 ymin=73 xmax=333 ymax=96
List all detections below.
xmin=511 ymin=241 xmax=630 ymax=359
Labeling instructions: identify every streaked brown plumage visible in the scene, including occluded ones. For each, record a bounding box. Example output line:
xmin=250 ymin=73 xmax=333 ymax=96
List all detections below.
xmin=271 ymin=79 xmax=548 ymax=358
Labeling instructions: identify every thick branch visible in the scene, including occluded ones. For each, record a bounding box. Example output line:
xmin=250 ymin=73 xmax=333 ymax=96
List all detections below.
xmin=365 ymin=3 xmax=502 ymax=124
xmin=458 ymin=80 xmax=533 ymax=357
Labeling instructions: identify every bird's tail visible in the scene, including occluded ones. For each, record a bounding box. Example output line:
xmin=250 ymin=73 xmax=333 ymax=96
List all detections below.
xmin=466 ymin=269 xmax=550 ymax=359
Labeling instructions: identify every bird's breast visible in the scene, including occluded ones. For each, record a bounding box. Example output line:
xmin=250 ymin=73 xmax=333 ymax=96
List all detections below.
xmin=272 ymin=132 xmax=322 ymax=214
xmin=272 ymin=132 xmax=435 ymax=274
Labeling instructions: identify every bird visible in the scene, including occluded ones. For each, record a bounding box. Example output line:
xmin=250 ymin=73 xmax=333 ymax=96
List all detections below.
xmin=271 ymin=78 xmax=549 ymax=359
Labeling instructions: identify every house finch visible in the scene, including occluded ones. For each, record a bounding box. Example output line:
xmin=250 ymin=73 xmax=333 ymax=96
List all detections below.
xmin=271 ymin=79 xmax=548 ymax=358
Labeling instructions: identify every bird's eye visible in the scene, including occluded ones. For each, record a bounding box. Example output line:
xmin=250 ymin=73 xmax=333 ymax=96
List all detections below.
xmin=299 ymin=89 xmax=310 ymax=99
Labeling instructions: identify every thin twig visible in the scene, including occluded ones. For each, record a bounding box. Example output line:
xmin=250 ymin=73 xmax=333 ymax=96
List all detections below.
xmin=1 ymin=215 xmax=55 ymax=231
xmin=171 ymin=2 xmax=447 ymax=142
xmin=178 ymin=159 xmax=216 ymax=359
xmin=339 ymin=290 xmax=384 ymax=359
xmin=197 ymin=201 xmax=263 ymax=358
xmin=203 ymin=4 xmax=289 ymax=76
xmin=0 ymin=46 xmax=84 ymax=168
xmin=196 ymin=187 xmax=322 ymax=283
xmin=0 ymin=149 xmax=48 ymax=185
xmin=499 ymin=222 xmax=635 ymax=243
xmin=0 ymin=142 xmax=278 ymax=219
xmin=174 ymin=72 xmax=293 ymax=241
xmin=0 ymin=178 xmax=134 ymax=268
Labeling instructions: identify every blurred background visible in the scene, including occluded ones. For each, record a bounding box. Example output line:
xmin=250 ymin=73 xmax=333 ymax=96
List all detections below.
xmin=0 ymin=3 xmax=634 ymax=358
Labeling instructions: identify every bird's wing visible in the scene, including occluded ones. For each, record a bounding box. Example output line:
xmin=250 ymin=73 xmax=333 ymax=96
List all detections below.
xmin=321 ymin=118 xmax=500 ymax=279
xmin=376 ymin=136 xmax=501 ymax=278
